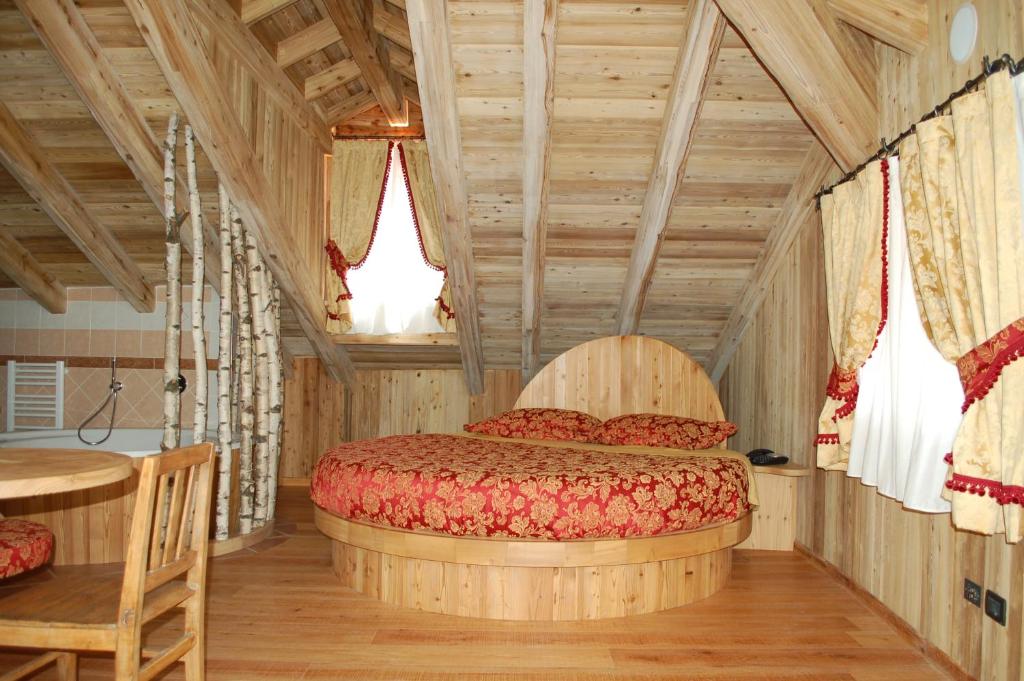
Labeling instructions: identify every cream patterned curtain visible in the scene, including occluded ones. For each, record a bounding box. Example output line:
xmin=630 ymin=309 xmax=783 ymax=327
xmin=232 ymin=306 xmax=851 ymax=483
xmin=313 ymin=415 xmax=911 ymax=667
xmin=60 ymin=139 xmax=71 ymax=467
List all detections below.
xmin=325 ymin=140 xmax=391 ymax=334
xmin=816 ymin=160 xmax=886 ymax=470
xmin=400 ymin=140 xmax=456 ymax=332
xmin=898 ymin=70 xmax=1024 ymax=542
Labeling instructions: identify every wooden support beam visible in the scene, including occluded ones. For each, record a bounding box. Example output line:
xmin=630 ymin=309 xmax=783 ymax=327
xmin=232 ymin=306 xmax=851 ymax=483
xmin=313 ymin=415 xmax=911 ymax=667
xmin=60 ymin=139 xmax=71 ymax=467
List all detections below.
xmin=406 ymin=0 xmax=485 ymax=394
xmin=373 ymin=2 xmax=411 ymax=52
xmin=0 ymin=228 xmax=67 ymax=314
xmin=0 ymin=102 xmax=154 ymax=313
xmin=304 ymin=58 xmax=361 ymax=101
xmin=521 ymin=0 xmax=557 ymax=382
xmin=16 ymin=0 xmax=223 ymax=295
xmin=325 ymin=90 xmax=379 ymax=126
xmin=323 ymin=0 xmax=408 ymax=126
xmin=389 ymin=45 xmax=417 ymax=83
xmin=707 ymin=144 xmax=836 ymax=382
xmin=827 ymin=0 xmax=928 ymax=55
xmin=715 ymin=0 xmax=878 ymax=171
xmin=235 ymin=0 xmax=299 ymax=24
xmin=276 ymin=19 xmax=340 ymax=67
xmin=125 ymin=0 xmax=356 ymax=385
xmin=190 ymin=0 xmax=332 ymax=152
xmin=615 ymin=0 xmax=725 ymax=335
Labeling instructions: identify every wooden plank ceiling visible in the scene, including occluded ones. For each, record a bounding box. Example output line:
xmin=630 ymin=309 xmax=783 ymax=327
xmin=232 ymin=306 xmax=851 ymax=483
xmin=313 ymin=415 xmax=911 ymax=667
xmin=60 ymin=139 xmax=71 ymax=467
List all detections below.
xmin=0 ymin=0 xmax=884 ymax=374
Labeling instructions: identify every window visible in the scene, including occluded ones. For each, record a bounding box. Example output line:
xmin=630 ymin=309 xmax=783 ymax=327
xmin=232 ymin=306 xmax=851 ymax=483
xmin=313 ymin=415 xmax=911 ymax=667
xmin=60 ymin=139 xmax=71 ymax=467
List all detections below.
xmin=345 ymin=144 xmax=445 ymax=334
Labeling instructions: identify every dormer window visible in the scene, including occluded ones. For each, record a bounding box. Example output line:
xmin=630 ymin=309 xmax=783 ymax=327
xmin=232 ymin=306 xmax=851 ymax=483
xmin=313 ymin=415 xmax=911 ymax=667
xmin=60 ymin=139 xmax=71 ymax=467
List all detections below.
xmin=325 ymin=140 xmax=455 ymax=335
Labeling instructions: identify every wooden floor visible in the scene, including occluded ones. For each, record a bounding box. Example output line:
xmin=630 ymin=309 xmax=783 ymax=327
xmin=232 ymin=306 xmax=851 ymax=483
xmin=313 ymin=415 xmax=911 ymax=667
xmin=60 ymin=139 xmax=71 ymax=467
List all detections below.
xmin=1 ymin=487 xmax=954 ymax=681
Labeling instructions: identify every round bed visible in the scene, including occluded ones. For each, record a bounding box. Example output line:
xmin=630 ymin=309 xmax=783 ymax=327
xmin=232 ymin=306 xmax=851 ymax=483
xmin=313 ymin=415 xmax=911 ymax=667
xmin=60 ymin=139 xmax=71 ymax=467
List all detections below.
xmin=313 ymin=335 xmax=751 ymax=620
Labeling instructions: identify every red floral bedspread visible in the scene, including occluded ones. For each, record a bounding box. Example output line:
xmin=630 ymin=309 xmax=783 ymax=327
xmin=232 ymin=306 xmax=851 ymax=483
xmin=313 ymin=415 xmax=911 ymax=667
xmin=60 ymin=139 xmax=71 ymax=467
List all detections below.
xmin=310 ymin=434 xmax=751 ymax=540
xmin=0 ymin=519 xmax=53 ymax=580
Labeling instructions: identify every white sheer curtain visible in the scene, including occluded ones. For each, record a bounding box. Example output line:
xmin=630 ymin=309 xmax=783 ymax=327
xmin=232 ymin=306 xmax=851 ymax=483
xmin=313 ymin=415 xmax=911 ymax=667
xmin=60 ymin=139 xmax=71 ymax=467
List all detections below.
xmin=847 ymin=157 xmax=964 ymax=512
xmin=346 ymin=145 xmax=445 ymax=335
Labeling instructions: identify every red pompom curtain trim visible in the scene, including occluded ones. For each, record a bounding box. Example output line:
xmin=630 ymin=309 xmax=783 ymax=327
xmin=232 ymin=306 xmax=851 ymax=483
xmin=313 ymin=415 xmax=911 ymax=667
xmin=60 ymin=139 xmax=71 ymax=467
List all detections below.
xmin=945 ymin=474 xmax=1024 ymax=506
xmin=956 ymin=317 xmax=1024 ymax=414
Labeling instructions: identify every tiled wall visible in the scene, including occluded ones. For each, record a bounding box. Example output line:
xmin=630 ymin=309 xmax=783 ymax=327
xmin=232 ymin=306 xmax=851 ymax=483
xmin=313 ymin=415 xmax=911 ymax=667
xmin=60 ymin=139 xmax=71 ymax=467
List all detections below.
xmin=1 ymin=286 xmax=220 ymax=432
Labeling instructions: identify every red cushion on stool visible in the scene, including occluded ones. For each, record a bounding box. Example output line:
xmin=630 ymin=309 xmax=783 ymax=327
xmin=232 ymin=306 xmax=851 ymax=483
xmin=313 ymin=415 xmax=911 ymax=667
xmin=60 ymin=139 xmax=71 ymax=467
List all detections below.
xmin=0 ymin=519 xmax=54 ymax=579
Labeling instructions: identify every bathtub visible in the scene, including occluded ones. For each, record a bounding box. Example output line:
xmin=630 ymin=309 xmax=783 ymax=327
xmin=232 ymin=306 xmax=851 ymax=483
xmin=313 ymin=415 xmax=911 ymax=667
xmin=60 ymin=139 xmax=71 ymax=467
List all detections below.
xmin=0 ymin=428 xmax=218 ymax=457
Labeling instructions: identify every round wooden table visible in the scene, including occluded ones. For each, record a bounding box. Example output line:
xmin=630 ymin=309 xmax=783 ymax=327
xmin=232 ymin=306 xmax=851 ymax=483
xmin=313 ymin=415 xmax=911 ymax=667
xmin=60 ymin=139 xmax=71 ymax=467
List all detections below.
xmin=0 ymin=449 xmax=134 ymax=499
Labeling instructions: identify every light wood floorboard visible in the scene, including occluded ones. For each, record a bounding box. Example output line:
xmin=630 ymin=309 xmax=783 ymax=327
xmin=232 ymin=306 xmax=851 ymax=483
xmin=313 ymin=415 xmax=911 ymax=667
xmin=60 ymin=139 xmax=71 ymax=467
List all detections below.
xmin=0 ymin=487 xmax=953 ymax=680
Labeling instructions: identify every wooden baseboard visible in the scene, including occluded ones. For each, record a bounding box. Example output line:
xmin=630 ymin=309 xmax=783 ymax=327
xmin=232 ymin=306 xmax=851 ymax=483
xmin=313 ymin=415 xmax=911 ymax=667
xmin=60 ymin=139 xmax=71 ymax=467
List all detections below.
xmin=794 ymin=543 xmax=973 ymax=681
xmin=209 ymin=519 xmax=276 ymax=557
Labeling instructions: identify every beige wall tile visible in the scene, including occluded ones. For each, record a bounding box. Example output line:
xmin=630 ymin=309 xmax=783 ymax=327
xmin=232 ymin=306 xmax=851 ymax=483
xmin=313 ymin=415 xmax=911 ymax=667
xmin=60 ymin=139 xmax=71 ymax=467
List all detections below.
xmin=90 ymin=288 xmax=118 ymax=302
xmin=115 ymin=329 xmax=142 ymax=358
xmin=65 ymin=330 xmax=90 ymax=357
xmin=89 ymin=329 xmax=115 ymax=357
xmin=14 ymin=329 xmax=38 ymax=355
xmin=67 ymin=288 xmax=90 ymax=301
xmin=38 ymin=329 xmax=65 ymax=356
xmin=141 ymin=330 xmax=164 ymax=358
xmin=0 ymin=328 xmax=14 ymax=355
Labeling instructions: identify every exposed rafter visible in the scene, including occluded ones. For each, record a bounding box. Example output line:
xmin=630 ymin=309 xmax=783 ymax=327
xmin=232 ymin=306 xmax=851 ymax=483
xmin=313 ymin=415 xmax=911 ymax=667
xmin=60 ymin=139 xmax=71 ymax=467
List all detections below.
xmin=191 ymin=0 xmax=332 ymax=152
xmin=304 ymin=58 xmax=361 ymax=100
xmin=325 ymin=90 xmax=379 ymax=126
xmin=372 ymin=2 xmax=411 ymax=51
xmin=827 ymin=0 xmax=928 ymax=55
xmin=276 ymin=19 xmax=340 ymax=67
xmin=16 ymin=0 xmax=223 ymax=295
xmin=521 ymin=0 xmax=557 ymax=382
xmin=616 ymin=0 xmax=725 ymax=335
xmin=235 ymin=0 xmax=299 ymax=25
xmin=715 ymin=0 xmax=878 ymax=171
xmin=0 ymin=228 xmax=67 ymax=314
xmin=125 ymin=0 xmax=356 ymax=384
xmin=707 ymin=144 xmax=836 ymax=381
xmin=323 ymin=0 xmax=408 ymax=126
xmin=406 ymin=0 xmax=485 ymax=394
xmin=0 ymin=102 xmax=155 ymax=313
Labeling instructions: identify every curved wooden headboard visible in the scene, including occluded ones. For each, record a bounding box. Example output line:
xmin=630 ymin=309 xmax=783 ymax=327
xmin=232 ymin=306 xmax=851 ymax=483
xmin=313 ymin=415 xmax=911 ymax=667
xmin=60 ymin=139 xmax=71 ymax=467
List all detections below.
xmin=514 ymin=336 xmax=724 ymax=422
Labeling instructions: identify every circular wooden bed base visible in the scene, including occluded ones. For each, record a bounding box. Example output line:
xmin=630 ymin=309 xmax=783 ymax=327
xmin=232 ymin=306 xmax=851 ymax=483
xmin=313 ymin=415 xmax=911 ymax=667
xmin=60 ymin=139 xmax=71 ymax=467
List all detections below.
xmin=315 ymin=507 xmax=751 ymax=621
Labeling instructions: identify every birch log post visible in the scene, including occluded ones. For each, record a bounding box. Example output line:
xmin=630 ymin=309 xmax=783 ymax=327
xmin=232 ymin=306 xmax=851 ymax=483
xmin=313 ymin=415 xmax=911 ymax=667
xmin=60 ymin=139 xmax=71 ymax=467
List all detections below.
xmin=161 ymin=113 xmax=181 ymax=452
xmin=230 ymin=205 xmax=255 ymax=533
xmin=215 ymin=185 xmax=233 ymax=539
xmin=244 ymin=226 xmax=271 ymax=526
xmin=260 ymin=260 xmax=284 ymax=518
xmin=184 ymin=125 xmax=208 ymax=445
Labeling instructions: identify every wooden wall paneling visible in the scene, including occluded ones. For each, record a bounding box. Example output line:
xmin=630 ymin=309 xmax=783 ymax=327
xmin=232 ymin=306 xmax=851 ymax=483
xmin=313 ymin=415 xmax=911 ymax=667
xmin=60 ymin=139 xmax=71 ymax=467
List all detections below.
xmin=124 ymin=0 xmax=356 ymax=385
xmin=827 ymin=0 xmax=929 ymax=55
xmin=721 ymin=3 xmax=1024 ymax=680
xmin=280 ymin=362 xmax=521 ymax=480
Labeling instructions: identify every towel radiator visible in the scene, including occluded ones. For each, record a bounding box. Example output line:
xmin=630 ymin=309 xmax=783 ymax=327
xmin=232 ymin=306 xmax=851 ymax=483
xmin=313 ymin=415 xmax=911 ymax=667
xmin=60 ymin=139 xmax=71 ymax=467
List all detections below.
xmin=5 ymin=360 xmax=65 ymax=432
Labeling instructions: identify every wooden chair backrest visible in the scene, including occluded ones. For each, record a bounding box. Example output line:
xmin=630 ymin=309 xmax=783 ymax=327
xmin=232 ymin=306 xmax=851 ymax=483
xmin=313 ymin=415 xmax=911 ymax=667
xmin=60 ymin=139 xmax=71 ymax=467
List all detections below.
xmin=117 ymin=443 xmax=215 ymax=675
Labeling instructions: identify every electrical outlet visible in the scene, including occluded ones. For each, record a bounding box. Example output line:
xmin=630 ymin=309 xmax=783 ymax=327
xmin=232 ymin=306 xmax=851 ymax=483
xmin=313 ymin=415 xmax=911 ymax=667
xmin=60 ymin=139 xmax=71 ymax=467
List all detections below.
xmin=964 ymin=578 xmax=982 ymax=607
xmin=984 ymin=590 xmax=1007 ymax=626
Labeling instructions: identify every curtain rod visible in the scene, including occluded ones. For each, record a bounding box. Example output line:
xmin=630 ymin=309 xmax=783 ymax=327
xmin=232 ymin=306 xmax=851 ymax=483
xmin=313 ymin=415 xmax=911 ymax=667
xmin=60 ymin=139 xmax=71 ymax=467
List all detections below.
xmin=331 ymin=134 xmax=426 ymax=141
xmin=814 ymin=53 xmax=1024 ymax=206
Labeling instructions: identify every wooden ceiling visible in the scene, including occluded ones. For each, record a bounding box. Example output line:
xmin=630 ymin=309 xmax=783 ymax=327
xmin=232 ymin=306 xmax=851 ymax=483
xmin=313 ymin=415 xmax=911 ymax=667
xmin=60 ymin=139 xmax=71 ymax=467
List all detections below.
xmin=0 ymin=0 xmax=926 ymax=380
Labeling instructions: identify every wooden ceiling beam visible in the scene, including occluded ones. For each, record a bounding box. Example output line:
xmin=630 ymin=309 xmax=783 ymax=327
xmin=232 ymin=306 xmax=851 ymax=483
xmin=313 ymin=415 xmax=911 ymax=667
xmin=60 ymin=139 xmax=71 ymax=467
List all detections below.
xmin=304 ymin=58 xmax=362 ymax=100
xmin=276 ymin=19 xmax=341 ymax=67
xmin=323 ymin=0 xmax=408 ymax=126
xmin=0 ymin=228 xmax=67 ymax=314
xmin=373 ymin=2 xmax=411 ymax=52
xmin=521 ymin=0 xmax=557 ymax=382
xmin=125 ymin=0 xmax=356 ymax=385
xmin=234 ymin=0 xmax=299 ymax=25
xmin=827 ymin=0 xmax=928 ymax=55
xmin=325 ymin=90 xmax=379 ymax=126
xmin=16 ymin=0 xmax=223 ymax=295
xmin=707 ymin=144 xmax=836 ymax=382
xmin=615 ymin=0 xmax=725 ymax=335
xmin=389 ymin=45 xmax=417 ymax=83
xmin=715 ymin=0 xmax=878 ymax=170
xmin=190 ymin=0 xmax=332 ymax=152
xmin=0 ymin=102 xmax=155 ymax=313
xmin=406 ymin=0 xmax=485 ymax=393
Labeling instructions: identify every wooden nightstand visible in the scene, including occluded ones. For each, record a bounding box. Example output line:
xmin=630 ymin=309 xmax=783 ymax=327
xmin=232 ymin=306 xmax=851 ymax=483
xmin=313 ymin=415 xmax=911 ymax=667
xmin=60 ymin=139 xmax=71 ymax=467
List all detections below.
xmin=736 ymin=462 xmax=811 ymax=551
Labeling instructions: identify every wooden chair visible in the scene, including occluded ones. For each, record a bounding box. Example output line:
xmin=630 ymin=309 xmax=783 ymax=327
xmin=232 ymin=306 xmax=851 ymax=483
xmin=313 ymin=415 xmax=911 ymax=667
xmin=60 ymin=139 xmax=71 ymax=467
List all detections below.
xmin=0 ymin=443 xmax=215 ymax=681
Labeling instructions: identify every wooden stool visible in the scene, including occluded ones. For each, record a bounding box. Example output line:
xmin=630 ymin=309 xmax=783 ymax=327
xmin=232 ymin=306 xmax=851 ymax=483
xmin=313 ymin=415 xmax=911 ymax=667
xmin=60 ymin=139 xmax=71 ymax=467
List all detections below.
xmin=0 ymin=519 xmax=53 ymax=579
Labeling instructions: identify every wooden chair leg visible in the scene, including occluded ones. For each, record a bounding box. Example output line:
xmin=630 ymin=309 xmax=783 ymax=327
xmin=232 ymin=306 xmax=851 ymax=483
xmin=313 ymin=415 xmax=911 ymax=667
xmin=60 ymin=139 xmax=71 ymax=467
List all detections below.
xmin=56 ymin=652 xmax=77 ymax=681
xmin=183 ymin=598 xmax=205 ymax=681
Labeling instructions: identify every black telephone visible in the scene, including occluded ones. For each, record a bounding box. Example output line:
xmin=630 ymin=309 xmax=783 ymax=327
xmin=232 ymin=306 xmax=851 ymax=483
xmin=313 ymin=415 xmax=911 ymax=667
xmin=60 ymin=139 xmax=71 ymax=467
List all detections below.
xmin=746 ymin=448 xmax=789 ymax=466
